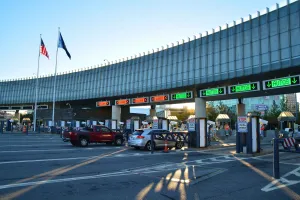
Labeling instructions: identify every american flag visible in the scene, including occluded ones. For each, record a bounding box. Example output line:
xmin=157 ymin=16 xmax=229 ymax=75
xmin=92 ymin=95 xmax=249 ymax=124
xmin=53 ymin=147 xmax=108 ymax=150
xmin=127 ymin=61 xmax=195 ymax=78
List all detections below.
xmin=40 ymin=38 xmax=49 ymax=59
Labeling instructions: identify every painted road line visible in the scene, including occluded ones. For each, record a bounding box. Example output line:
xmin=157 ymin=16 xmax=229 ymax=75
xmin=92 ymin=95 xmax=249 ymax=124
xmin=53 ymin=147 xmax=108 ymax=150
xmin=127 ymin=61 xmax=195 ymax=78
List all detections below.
xmin=0 ymin=147 xmax=122 ymax=153
xmin=0 ymin=162 xmax=191 ymax=190
xmin=262 ymin=167 xmax=300 ymax=192
xmin=0 ymin=144 xmax=71 ymax=147
xmin=0 ymin=156 xmax=98 ymax=165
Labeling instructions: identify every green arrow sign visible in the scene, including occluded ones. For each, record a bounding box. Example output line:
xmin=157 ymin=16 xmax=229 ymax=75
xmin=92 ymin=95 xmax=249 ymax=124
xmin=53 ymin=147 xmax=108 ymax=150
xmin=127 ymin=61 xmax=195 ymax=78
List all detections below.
xmin=263 ymin=76 xmax=300 ymax=90
xmin=228 ymin=82 xmax=259 ymax=94
xmin=171 ymin=91 xmax=193 ymax=100
xmin=200 ymin=87 xmax=226 ymax=97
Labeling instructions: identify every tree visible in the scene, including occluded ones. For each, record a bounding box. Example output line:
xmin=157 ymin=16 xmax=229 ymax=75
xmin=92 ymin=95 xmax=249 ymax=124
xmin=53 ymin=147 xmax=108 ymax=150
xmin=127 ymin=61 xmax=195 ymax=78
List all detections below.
xmin=279 ymin=97 xmax=289 ymax=112
xmin=206 ymin=104 xmax=218 ymax=121
xmin=174 ymin=106 xmax=194 ymax=121
xmin=263 ymin=100 xmax=281 ymax=123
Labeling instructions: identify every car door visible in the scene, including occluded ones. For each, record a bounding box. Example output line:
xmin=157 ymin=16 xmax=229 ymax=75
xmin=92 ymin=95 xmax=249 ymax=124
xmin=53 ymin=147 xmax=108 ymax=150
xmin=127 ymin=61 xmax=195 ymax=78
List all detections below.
xmin=152 ymin=130 xmax=165 ymax=147
xmin=100 ymin=127 xmax=113 ymax=141
xmin=91 ymin=126 xmax=102 ymax=142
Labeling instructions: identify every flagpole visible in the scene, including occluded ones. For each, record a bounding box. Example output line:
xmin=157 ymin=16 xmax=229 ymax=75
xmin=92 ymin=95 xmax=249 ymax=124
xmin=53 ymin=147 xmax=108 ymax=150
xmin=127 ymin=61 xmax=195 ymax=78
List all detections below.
xmin=52 ymin=27 xmax=60 ymax=127
xmin=33 ymin=34 xmax=41 ymax=132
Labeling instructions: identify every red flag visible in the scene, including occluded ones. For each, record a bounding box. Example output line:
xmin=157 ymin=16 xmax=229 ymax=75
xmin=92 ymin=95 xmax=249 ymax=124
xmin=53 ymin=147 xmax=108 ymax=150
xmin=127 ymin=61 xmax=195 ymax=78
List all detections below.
xmin=40 ymin=38 xmax=49 ymax=59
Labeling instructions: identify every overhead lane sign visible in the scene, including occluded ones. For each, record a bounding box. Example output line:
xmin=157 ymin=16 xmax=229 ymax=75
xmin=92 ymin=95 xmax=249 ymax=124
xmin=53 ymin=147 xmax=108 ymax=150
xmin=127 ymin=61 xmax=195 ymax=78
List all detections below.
xmin=132 ymin=97 xmax=149 ymax=104
xmin=115 ymin=99 xmax=130 ymax=105
xmin=200 ymin=87 xmax=226 ymax=97
xmin=228 ymin=82 xmax=260 ymax=94
xmin=263 ymin=75 xmax=300 ymax=90
xmin=171 ymin=91 xmax=193 ymax=100
xmin=150 ymin=95 xmax=169 ymax=103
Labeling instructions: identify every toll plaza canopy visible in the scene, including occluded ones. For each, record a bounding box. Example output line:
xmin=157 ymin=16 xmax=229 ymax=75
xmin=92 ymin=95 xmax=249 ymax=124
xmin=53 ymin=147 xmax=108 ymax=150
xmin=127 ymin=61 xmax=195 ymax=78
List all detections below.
xmin=277 ymin=111 xmax=296 ymax=122
xmin=1 ymin=1 xmax=300 ymax=105
xmin=216 ymin=114 xmax=231 ymax=123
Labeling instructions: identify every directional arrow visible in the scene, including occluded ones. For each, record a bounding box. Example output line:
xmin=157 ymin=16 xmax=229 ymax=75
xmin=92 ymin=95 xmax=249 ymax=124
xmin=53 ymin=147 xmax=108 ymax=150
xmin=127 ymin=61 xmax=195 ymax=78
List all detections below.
xmin=186 ymin=92 xmax=191 ymax=98
xmin=202 ymin=91 xmax=206 ymax=96
xmin=231 ymin=87 xmax=235 ymax=92
xmin=292 ymin=77 xmax=298 ymax=84
xmin=266 ymin=81 xmax=272 ymax=88
xmin=218 ymin=89 xmax=223 ymax=94
xmin=251 ymin=84 xmax=256 ymax=90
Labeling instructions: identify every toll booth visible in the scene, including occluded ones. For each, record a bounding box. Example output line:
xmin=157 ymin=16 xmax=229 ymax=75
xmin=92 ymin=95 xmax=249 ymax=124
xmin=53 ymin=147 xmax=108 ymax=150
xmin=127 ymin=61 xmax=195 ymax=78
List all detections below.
xmin=278 ymin=111 xmax=296 ymax=136
xmin=159 ymin=117 xmax=169 ymax=130
xmin=187 ymin=116 xmax=196 ymax=147
xmin=6 ymin=119 xmax=12 ymax=132
xmin=167 ymin=116 xmax=178 ymax=132
xmin=22 ymin=118 xmax=31 ymax=134
xmin=105 ymin=119 xmax=118 ymax=130
xmin=187 ymin=116 xmax=208 ymax=148
xmin=216 ymin=114 xmax=231 ymax=139
xmin=125 ymin=118 xmax=140 ymax=132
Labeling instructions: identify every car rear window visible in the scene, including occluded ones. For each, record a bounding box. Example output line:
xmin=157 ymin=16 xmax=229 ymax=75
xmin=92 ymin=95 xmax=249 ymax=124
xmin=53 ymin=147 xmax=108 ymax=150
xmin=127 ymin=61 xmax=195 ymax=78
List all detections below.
xmin=132 ymin=130 xmax=144 ymax=135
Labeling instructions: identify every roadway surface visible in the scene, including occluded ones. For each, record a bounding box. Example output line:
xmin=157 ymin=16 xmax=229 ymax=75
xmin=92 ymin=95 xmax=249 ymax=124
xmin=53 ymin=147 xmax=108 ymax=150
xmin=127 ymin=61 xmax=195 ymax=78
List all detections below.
xmin=0 ymin=133 xmax=299 ymax=200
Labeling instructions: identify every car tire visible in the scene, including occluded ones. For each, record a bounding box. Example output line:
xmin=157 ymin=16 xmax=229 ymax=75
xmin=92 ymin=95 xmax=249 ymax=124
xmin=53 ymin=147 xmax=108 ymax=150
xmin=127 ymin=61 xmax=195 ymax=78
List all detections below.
xmin=145 ymin=141 xmax=155 ymax=151
xmin=114 ymin=138 xmax=123 ymax=146
xmin=79 ymin=137 xmax=89 ymax=147
xmin=175 ymin=141 xmax=184 ymax=149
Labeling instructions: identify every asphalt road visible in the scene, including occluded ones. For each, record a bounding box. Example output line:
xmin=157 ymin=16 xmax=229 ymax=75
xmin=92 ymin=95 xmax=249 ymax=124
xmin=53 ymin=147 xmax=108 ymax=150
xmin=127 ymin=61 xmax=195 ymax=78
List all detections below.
xmin=0 ymin=133 xmax=299 ymax=200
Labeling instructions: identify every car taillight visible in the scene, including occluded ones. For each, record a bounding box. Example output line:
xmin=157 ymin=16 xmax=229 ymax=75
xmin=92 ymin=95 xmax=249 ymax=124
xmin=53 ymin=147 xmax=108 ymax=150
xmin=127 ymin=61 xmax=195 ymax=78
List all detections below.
xmin=136 ymin=135 xmax=144 ymax=139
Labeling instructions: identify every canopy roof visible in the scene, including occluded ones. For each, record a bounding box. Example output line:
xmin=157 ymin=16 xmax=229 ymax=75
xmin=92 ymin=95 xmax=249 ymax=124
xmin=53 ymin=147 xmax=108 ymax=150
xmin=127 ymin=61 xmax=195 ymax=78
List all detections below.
xmin=277 ymin=111 xmax=296 ymax=122
xmin=216 ymin=114 xmax=231 ymax=122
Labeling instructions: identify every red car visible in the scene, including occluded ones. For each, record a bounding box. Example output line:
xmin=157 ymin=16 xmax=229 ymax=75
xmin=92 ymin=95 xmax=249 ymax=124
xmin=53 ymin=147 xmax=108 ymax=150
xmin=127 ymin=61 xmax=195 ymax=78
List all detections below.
xmin=64 ymin=125 xmax=124 ymax=147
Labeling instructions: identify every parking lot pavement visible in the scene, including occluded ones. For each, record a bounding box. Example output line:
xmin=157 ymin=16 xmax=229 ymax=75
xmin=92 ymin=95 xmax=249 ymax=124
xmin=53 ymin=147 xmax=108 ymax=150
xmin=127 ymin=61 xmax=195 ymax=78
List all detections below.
xmin=0 ymin=134 xmax=299 ymax=200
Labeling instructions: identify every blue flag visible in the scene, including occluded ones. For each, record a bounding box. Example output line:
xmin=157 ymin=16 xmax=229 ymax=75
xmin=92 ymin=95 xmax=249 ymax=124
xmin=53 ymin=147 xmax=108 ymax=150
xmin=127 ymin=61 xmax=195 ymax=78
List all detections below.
xmin=58 ymin=32 xmax=71 ymax=59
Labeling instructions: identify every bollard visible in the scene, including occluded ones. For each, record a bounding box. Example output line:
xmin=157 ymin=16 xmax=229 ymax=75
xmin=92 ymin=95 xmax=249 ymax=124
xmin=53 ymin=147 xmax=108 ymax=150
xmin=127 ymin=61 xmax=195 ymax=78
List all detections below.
xmin=151 ymin=132 xmax=154 ymax=154
xmin=38 ymin=126 xmax=40 ymax=134
xmin=163 ymin=139 xmax=169 ymax=153
xmin=26 ymin=125 xmax=29 ymax=135
xmin=273 ymin=138 xmax=280 ymax=179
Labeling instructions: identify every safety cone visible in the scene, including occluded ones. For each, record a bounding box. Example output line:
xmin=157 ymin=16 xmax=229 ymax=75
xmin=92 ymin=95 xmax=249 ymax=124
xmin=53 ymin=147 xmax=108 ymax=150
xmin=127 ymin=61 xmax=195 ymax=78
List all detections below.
xmin=163 ymin=140 xmax=169 ymax=153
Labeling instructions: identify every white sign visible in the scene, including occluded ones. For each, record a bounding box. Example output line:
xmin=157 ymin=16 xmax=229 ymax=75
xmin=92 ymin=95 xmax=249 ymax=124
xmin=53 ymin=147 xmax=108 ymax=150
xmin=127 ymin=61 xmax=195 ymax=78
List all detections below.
xmin=105 ymin=120 xmax=109 ymax=127
xmin=237 ymin=116 xmax=248 ymax=133
xmin=162 ymin=120 xmax=168 ymax=130
xmin=134 ymin=120 xmax=139 ymax=130
xmin=188 ymin=118 xmax=195 ymax=131
xmin=126 ymin=119 xmax=131 ymax=129
xmin=153 ymin=119 xmax=159 ymax=129
xmin=111 ymin=120 xmax=117 ymax=130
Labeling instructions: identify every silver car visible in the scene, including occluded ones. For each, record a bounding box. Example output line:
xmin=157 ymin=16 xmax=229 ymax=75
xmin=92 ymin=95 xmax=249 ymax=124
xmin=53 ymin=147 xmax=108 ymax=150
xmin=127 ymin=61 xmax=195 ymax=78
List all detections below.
xmin=128 ymin=129 xmax=184 ymax=151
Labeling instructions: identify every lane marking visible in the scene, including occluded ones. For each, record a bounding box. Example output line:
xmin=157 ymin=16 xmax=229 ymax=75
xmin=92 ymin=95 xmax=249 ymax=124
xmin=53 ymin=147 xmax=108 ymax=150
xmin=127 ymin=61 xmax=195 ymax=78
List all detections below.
xmin=253 ymin=157 xmax=300 ymax=166
xmin=0 ymin=156 xmax=96 ymax=165
xmin=262 ymin=167 xmax=300 ymax=192
xmin=0 ymin=147 xmax=121 ymax=153
xmin=0 ymin=144 xmax=71 ymax=147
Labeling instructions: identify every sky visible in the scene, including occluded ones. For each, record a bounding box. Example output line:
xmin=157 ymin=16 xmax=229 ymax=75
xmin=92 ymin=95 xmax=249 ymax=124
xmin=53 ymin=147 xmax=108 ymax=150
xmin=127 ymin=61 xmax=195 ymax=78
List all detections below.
xmin=0 ymin=0 xmax=299 ymax=102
